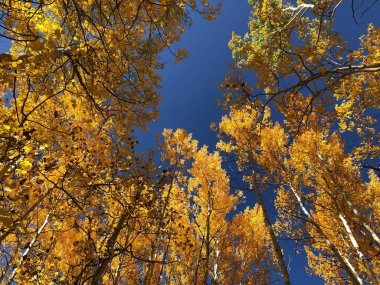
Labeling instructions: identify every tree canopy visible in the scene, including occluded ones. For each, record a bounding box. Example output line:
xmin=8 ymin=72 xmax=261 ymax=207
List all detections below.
xmin=0 ymin=0 xmax=379 ymax=284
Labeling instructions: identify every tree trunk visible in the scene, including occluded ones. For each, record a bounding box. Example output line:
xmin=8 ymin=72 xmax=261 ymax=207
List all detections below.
xmin=204 ymin=205 xmax=212 ymax=285
xmin=7 ymin=214 xmax=50 ymax=285
xmin=212 ymin=238 xmax=220 ymax=284
xmin=287 ymin=184 xmax=363 ymax=285
xmin=339 ymin=213 xmax=377 ymax=284
xmin=253 ymin=185 xmax=291 ymax=285
xmin=345 ymin=198 xmax=380 ymax=249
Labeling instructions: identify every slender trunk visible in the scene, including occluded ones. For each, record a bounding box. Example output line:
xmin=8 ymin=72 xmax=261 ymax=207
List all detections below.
xmin=248 ymin=155 xmax=291 ymax=285
xmin=204 ymin=205 xmax=211 ymax=285
xmin=7 ymin=214 xmax=50 ymax=285
xmin=326 ymin=168 xmax=380 ymax=249
xmin=212 ymin=238 xmax=220 ymax=285
xmin=144 ymin=174 xmax=175 ymax=285
xmin=328 ymin=171 xmax=380 ymax=249
xmin=113 ymin=256 xmax=123 ymax=285
xmin=345 ymin=199 xmax=380 ymax=248
xmin=254 ymin=186 xmax=291 ymax=285
xmin=194 ymin=239 xmax=205 ymax=285
xmin=327 ymin=171 xmax=378 ymax=282
xmin=287 ymin=184 xmax=363 ymax=285
xmin=157 ymin=236 xmax=171 ymax=285
xmin=339 ymin=213 xmax=377 ymax=284
xmin=90 ymin=212 xmax=129 ymax=285
xmin=324 ymin=165 xmax=378 ymax=282
xmin=143 ymin=248 xmax=157 ymax=285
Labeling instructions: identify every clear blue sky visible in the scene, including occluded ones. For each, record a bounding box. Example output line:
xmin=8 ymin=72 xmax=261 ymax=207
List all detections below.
xmin=137 ymin=1 xmax=380 ymax=284
xmin=138 ymin=0 xmax=380 ymax=149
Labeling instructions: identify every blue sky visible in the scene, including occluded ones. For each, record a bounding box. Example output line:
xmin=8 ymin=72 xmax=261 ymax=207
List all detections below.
xmin=136 ymin=1 xmax=380 ymax=284
xmin=136 ymin=1 xmax=252 ymax=151
xmin=138 ymin=0 xmax=380 ymax=148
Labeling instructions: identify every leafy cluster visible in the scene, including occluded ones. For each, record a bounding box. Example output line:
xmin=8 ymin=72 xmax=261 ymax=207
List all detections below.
xmin=0 ymin=0 xmax=379 ymax=284
xmin=217 ymin=0 xmax=380 ymax=284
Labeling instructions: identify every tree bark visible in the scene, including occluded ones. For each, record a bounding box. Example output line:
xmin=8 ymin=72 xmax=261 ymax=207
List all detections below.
xmin=254 ymin=186 xmax=292 ymax=285
xmin=7 ymin=213 xmax=50 ymax=285
xmin=287 ymin=184 xmax=363 ymax=285
xmin=339 ymin=213 xmax=377 ymax=284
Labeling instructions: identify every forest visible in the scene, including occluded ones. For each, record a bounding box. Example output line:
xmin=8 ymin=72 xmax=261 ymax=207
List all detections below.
xmin=0 ymin=0 xmax=379 ymax=284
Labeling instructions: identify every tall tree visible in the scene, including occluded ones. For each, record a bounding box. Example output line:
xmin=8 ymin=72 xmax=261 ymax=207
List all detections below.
xmin=215 ymin=105 xmax=291 ymax=284
xmin=0 ymin=1 xmax=221 ymax=283
xmin=217 ymin=0 xmax=380 ymax=283
xmin=159 ymin=129 xmax=275 ymax=284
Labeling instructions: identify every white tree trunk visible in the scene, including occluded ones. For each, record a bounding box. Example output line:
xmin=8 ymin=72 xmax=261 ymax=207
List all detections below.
xmin=287 ymin=184 xmax=363 ymax=285
xmin=345 ymin=199 xmax=380 ymax=248
xmin=7 ymin=213 xmax=50 ymax=285
xmin=339 ymin=213 xmax=377 ymax=284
